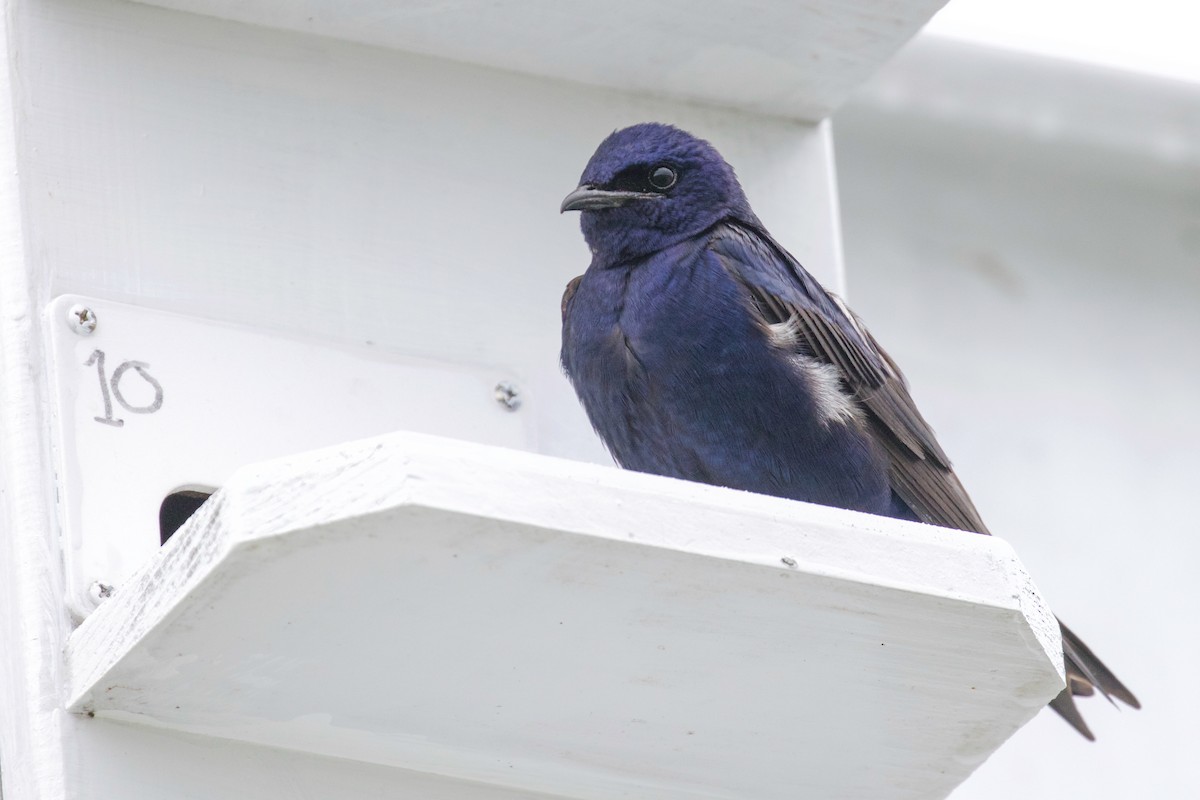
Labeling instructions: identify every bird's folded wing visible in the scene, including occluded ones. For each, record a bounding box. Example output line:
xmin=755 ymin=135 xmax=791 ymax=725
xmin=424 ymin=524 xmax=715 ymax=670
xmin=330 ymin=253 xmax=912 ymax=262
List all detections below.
xmin=708 ymin=221 xmax=990 ymax=535
xmin=561 ymin=275 xmax=583 ymax=321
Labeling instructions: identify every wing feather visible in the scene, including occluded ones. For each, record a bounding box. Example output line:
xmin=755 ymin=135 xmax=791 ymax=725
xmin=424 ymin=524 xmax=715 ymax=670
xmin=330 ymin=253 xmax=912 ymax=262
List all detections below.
xmin=708 ymin=221 xmax=989 ymax=535
xmin=709 ymin=224 xmax=1140 ymax=725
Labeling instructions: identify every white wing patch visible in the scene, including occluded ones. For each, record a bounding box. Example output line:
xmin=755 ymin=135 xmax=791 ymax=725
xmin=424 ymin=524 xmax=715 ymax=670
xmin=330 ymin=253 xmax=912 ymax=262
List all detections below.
xmin=767 ymin=315 xmax=862 ymax=427
xmin=767 ymin=315 xmax=803 ymax=349
xmin=795 ymin=355 xmax=863 ymax=426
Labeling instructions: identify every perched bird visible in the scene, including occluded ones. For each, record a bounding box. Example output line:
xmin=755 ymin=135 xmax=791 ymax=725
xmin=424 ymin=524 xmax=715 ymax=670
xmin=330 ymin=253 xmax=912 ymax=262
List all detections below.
xmin=559 ymin=122 xmax=1138 ymax=739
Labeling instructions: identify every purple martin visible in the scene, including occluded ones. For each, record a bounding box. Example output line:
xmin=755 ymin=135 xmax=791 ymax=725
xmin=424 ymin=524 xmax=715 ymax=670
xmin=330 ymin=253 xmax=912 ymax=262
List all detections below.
xmin=559 ymin=123 xmax=1138 ymax=739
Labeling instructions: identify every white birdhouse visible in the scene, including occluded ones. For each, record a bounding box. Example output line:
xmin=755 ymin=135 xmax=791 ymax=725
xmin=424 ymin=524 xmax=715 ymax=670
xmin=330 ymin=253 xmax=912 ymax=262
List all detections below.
xmin=0 ymin=2 xmax=1065 ymax=799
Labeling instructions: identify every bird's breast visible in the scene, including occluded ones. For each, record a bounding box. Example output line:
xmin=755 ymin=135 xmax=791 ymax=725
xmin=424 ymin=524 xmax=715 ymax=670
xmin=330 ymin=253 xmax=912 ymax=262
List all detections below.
xmin=562 ymin=245 xmax=890 ymax=513
xmin=565 ymin=246 xmax=747 ymax=390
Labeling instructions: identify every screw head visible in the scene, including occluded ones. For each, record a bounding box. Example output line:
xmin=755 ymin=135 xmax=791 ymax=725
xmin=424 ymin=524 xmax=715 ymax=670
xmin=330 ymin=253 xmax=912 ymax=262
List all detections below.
xmin=68 ymin=305 xmax=97 ymax=335
xmin=88 ymin=581 xmax=115 ymax=604
xmin=494 ymin=381 xmax=522 ymax=411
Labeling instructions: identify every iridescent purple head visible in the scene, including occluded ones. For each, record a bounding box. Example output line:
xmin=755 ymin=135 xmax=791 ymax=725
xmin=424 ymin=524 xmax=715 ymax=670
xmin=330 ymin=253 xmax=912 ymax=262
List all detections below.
xmin=561 ymin=123 xmax=756 ymax=265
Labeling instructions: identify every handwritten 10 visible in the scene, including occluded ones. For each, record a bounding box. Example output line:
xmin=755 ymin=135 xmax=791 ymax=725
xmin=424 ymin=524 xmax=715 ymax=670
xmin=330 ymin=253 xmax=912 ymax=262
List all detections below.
xmin=84 ymin=349 xmax=163 ymax=427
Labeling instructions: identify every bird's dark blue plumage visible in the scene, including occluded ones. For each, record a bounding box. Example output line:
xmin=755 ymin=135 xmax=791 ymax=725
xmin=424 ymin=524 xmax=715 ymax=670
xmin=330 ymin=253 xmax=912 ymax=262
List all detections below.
xmin=560 ymin=122 xmax=1137 ymax=740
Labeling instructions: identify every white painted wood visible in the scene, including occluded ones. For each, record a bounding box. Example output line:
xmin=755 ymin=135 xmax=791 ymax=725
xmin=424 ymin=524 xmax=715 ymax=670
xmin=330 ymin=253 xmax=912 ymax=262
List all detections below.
xmin=21 ymin=0 xmax=846 ymax=476
xmin=0 ymin=4 xmax=71 ymax=799
xmin=849 ymin=36 xmax=1200 ymax=176
xmin=834 ymin=38 xmax=1199 ymax=798
xmin=68 ymin=432 xmax=1063 ymax=800
xmin=70 ymin=716 xmax=568 ymax=800
xmin=0 ymin=1 xmax=961 ymax=798
xmin=126 ymin=0 xmax=949 ymax=121
xmin=44 ymin=294 xmax=530 ymax=617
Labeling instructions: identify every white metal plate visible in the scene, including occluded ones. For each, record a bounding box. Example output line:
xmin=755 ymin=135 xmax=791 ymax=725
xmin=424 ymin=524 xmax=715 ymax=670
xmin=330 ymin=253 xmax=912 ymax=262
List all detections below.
xmin=45 ymin=295 xmax=530 ymax=617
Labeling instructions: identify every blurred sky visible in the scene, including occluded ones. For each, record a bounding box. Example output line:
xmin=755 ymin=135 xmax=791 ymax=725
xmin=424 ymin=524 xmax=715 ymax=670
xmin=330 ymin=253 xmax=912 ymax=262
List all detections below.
xmin=925 ymin=0 xmax=1200 ymax=85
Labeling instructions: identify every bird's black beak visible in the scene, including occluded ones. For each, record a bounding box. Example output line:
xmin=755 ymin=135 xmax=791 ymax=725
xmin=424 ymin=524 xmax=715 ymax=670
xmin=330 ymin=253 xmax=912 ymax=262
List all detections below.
xmin=560 ymin=185 xmax=661 ymax=213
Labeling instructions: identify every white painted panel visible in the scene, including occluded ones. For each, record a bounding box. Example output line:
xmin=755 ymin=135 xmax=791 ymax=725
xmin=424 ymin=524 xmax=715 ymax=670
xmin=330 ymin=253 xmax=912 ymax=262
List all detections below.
xmin=125 ymin=0 xmax=949 ymax=120
xmin=73 ymin=717 xmax=565 ymax=800
xmin=17 ymin=0 xmax=846 ymax=473
xmin=45 ymin=294 xmax=527 ymax=617
xmin=851 ymin=36 xmax=1200 ymax=175
xmin=68 ymin=432 xmax=1062 ymax=800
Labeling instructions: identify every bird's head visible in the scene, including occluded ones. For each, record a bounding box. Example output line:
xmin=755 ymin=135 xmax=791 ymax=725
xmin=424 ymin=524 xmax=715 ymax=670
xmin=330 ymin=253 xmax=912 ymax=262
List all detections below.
xmin=561 ymin=123 xmax=755 ymax=265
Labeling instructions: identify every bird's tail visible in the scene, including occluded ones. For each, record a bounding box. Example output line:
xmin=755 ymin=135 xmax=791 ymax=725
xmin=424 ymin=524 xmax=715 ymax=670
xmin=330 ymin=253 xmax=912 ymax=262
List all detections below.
xmin=1049 ymin=619 xmax=1140 ymax=740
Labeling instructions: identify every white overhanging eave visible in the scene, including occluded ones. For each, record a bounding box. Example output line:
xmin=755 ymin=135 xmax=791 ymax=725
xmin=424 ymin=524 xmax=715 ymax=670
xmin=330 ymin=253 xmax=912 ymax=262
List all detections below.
xmin=129 ymin=0 xmax=951 ymax=120
xmin=66 ymin=432 xmax=1063 ymax=800
xmin=845 ymin=34 xmax=1200 ymax=172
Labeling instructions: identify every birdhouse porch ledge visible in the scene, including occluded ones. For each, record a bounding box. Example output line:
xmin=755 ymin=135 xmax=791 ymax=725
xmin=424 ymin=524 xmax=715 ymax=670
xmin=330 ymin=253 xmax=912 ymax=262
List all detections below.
xmin=66 ymin=431 xmax=1064 ymax=800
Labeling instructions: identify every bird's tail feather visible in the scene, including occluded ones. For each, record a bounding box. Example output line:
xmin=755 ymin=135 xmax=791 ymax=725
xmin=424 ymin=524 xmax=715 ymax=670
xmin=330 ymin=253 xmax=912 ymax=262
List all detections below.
xmin=1049 ymin=619 xmax=1140 ymax=740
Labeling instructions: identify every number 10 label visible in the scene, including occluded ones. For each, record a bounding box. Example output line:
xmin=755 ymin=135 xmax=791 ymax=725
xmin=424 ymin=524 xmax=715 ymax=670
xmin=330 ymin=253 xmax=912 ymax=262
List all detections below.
xmin=84 ymin=349 xmax=164 ymax=428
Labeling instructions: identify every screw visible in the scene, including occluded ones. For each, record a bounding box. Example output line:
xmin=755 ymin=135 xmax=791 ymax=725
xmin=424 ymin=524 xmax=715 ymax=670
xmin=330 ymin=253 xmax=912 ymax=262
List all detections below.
xmin=494 ymin=381 xmax=522 ymax=411
xmin=780 ymin=557 xmax=797 ymax=568
xmin=88 ymin=581 xmax=115 ymax=604
xmin=68 ymin=305 xmax=97 ymax=335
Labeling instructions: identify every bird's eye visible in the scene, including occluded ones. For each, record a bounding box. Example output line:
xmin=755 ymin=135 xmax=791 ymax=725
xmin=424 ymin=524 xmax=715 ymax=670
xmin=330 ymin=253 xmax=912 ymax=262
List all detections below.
xmin=648 ymin=166 xmax=677 ymax=190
